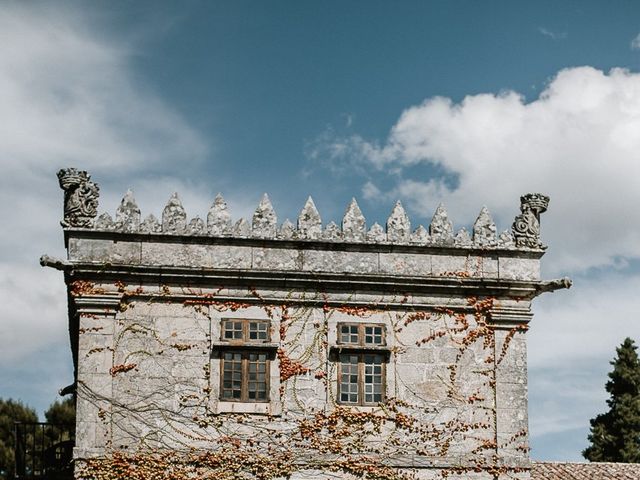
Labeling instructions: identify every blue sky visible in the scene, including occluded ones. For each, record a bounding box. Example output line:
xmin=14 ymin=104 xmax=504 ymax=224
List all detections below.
xmin=2 ymin=0 xmax=640 ymax=462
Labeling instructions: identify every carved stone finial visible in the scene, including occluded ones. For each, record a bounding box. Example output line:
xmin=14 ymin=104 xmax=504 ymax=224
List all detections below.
xmin=187 ymin=217 xmax=205 ymax=235
xmin=298 ymin=197 xmax=322 ymax=239
xmin=234 ymin=218 xmax=250 ymax=237
xmin=367 ymin=222 xmax=386 ymax=242
xmin=386 ymin=201 xmax=411 ymax=242
xmin=411 ymin=225 xmax=429 ymax=244
xmin=429 ymin=203 xmax=453 ymax=243
xmin=252 ymin=194 xmax=277 ymax=238
xmin=455 ymin=227 xmax=472 ymax=246
xmin=115 ymin=190 xmax=141 ymax=232
xmin=162 ymin=193 xmax=187 ymax=234
xmin=324 ymin=221 xmax=342 ymax=241
xmin=140 ymin=214 xmax=161 ymax=233
xmin=512 ymin=193 xmax=549 ymax=249
xmin=279 ymin=219 xmax=295 ymax=239
xmin=57 ymin=168 xmax=100 ymax=228
xmin=95 ymin=212 xmax=115 ymax=231
xmin=207 ymin=193 xmax=232 ymax=236
xmin=342 ymin=198 xmax=366 ymax=241
xmin=473 ymin=206 xmax=497 ymax=246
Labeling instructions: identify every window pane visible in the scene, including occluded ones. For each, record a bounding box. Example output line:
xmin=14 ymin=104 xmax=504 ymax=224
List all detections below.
xmin=221 ymin=352 xmax=243 ymax=400
xmin=223 ymin=321 xmax=243 ymax=340
xmin=340 ymin=325 xmax=359 ymax=344
xmin=247 ymin=353 xmax=269 ymax=401
xmin=340 ymin=354 xmax=359 ymax=403
xmin=249 ymin=322 xmax=269 ymax=341
xmin=364 ymin=326 xmax=384 ymax=345
xmin=363 ymin=354 xmax=384 ymax=404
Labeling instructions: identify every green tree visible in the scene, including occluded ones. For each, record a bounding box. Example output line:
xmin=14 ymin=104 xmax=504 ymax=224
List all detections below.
xmin=583 ymin=337 xmax=640 ymax=462
xmin=0 ymin=398 xmax=38 ymax=479
xmin=44 ymin=397 xmax=75 ymax=427
xmin=44 ymin=397 xmax=76 ymax=443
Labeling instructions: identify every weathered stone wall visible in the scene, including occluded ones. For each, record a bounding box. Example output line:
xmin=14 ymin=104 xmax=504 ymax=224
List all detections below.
xmin=49 ymin=169 xmax=569 ymax=479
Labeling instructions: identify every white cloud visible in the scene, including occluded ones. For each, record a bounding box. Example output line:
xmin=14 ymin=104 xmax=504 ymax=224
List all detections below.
xmin=530 ymin=272 xmax=640 ymax=368
xmin=631 ymin=33 xmax=640 ymax=50
xmin=320 ymin=66 xmax=640 ymax=275
xmin=527 ymin=272 xmax=640 ymax=457
xmin=0 ymin=3 xmax=208 ymax=373
xmin=538 ymin=27 xmax=567 ymax=41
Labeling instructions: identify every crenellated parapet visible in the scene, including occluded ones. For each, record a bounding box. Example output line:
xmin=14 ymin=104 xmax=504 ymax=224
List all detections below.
xmin=57 ymin=168 xmax=549 ymax=251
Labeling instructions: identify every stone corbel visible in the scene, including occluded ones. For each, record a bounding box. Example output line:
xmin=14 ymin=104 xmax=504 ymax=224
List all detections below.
xmin=72 ymin=294 xmax=123 ymax=318
xmin=488 ymin=303 xmax=533 ymax=329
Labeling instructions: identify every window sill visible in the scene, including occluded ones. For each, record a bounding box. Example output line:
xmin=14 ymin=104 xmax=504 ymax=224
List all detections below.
xmin=211 ymin=342 xmax=279 ymax=351
xmin=334 ymin=404 xmax=385 ymax=413
xmin=212 ymin=400 xmax=282 ymax=416
xmin=330 ymin=345 xmax=391 ymax=354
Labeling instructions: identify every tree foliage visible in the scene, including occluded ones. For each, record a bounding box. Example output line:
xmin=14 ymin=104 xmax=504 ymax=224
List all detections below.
xmin=44 ymin=397 xmax=76 ymax=443
xmin=44 ymin=397 xmax=75 ymax=427
xmin=583 ymin=337 xmax=640 ymax=462
xmin=0 ymin=398 xmax=38 ymax=479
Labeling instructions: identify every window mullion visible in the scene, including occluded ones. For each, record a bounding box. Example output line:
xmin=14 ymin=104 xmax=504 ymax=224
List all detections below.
xmin=241 ymin=354 xmax=248 ymax=401
xmin=358 ymin=353 xmax=364 ymax=406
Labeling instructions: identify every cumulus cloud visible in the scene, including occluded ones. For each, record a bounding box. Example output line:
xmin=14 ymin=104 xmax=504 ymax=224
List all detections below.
xmin=317 ymin=66 xmax=640 ymax=274
xmin=631 ymin=33 xmax=640 ymax=50
xmin=0 ymin=2 xmax=208 ymax=377
xmin=526 ymin=271 xmax=640 ymax=454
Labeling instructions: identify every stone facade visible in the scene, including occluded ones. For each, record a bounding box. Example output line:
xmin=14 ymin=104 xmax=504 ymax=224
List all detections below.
xmin=43 ymin=169 xmax=571 ymax=480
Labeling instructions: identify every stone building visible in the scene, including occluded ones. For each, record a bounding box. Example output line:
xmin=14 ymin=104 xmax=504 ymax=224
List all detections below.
xmin=44 ymin=168 xmax=574 ymax=479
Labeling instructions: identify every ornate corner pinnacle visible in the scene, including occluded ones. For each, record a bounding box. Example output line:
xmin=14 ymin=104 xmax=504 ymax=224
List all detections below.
xmin=512 ymin=193 xmax=550 ymax=249
xmin=57 ymin=168 xmax=100 ymax=228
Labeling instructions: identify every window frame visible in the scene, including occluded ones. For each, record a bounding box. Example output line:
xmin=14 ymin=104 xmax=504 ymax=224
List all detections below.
xmin=218 ymin=318 xmax=273 ymax=403
xmin=337 ymin=322 xmax=386 ymax=347
xmin=220 ymin=318 xmax=271 ymax=344
xmin=335 ymin=323 xmax=388 ymax=406
xmin=219 ymin=350 xmax=270 ymax=403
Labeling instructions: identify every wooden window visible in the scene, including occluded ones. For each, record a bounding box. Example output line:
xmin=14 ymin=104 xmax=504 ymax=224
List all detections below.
xmin=338 ymin=323 xmax=385 ymax=346
xmin=222 ymin=319 xmax=269 ymax=343
xmin=219 ymin=319 xmax=271 ymax=402
xmin=336 ymin=323 xmax=386 ymax=405
xmin=221 ymin=351 xmax=269 ymax=402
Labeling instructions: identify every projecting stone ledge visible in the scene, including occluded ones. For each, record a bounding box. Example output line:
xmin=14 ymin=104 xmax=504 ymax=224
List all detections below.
xmin=57 ymin=168 xmax=549 ymax=251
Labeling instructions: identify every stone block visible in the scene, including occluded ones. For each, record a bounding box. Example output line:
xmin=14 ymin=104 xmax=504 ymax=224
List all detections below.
xmin=379 ymin=252 xmax=432 ymax=276
xmin=431 ymin=254 xmax=468 ymax=276
xmin=253 ymin=247 xmax=302 ymax=270
xmin=141 ymin=242 xmax=210 ymax=267
xmin=498 ymin=257 xmax=540 ymax=281
xmin=481 ymin=255 xmax=499 ymax=278
xmin=302 ymin=250 xmax=378 ymax=274
xmin=68 ymin=238 xmax=142 ymax=264
xmin=209 ymin=244 xmax=252 ymax=269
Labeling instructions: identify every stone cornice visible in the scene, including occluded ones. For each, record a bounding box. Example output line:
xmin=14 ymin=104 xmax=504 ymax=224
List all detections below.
xmin=63 ymin=228 xmax=546 ymax=259
xmin=65 ymin=262 xmax=550 ymax=300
